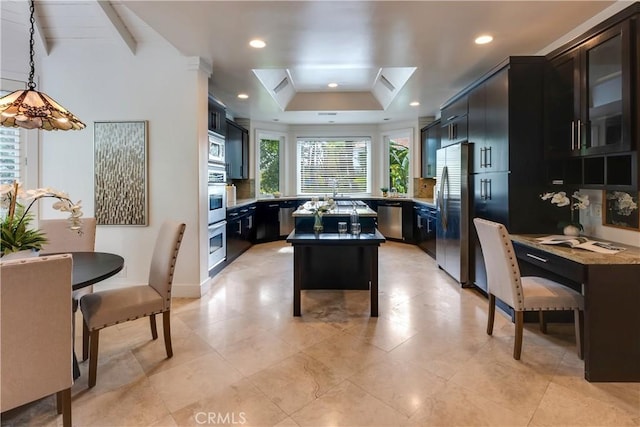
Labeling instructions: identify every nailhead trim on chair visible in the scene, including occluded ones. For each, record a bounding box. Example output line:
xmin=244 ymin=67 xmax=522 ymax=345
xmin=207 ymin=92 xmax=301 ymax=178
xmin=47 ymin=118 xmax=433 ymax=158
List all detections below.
xmin=88 ymin=309 xmax=166 ymax=331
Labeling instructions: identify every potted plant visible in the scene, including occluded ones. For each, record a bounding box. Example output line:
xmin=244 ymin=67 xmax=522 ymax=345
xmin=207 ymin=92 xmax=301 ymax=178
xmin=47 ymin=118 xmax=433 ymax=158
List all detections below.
xmin=1 ymin=181 xmax=83 ymax=257
xmin=380 ymin=187 xmax=389 ymax=197
xmin=540 ymin=191 xmax=589 ymax=236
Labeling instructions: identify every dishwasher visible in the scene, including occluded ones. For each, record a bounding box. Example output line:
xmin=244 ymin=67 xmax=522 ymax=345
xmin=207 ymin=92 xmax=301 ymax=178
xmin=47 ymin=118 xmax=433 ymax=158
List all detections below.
xmin=279 ymin=203 xmax=297 ymax=236
xmin=377 ymin=202 xmax=403 ymax=239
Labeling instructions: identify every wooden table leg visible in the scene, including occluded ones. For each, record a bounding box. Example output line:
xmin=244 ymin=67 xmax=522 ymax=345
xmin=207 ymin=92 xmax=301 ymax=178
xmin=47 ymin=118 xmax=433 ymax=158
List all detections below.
xmin=370 ymin=246 xmax=378 ymax=317
xmin=293 ymin=246 xmax=302 ymax=316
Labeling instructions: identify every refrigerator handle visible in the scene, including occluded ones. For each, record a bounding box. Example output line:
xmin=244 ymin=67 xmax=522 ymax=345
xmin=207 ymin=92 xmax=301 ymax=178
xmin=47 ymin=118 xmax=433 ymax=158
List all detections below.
xmin=438 ymin=166 xmax=448 ymax=231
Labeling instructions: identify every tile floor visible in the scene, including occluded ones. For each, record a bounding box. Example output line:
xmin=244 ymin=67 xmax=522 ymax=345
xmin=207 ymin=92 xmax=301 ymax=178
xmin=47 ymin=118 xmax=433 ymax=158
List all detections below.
xmin=2 ymin=241 xmax=639 ymax=426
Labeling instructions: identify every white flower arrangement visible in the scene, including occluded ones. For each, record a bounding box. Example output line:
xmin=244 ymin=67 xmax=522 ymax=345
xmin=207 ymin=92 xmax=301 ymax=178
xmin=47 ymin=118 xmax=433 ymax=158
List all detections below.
xmin=1 ymin=181 xmax=83 ymax=255
xmin=540 ymin=191 xmax=589 ymax=230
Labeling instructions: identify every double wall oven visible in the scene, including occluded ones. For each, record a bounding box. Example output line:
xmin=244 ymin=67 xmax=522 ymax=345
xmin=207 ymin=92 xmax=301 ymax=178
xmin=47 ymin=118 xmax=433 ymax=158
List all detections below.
xmin=208 ymin=130 xmax=227 ymax=271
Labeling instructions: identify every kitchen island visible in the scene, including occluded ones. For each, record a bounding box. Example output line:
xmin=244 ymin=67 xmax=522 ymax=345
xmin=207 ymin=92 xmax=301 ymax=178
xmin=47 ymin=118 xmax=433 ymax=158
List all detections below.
xmin=292 ymin=200 xmax=377 ymax=233
xmin=511 ymin=234 xmax=640 ymax=382
xmin=286 ymin=228 xmax=385 ymax=317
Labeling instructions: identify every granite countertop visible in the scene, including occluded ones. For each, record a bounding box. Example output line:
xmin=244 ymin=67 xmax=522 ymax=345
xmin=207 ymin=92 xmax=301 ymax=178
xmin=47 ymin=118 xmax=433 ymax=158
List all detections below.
xmin=292 ymin=201 xmax=377 ymax=217
xmin=227 ymin=196 xmax=436 ymax=209
xmin=511 ymin=234 xmax=640 ymax=265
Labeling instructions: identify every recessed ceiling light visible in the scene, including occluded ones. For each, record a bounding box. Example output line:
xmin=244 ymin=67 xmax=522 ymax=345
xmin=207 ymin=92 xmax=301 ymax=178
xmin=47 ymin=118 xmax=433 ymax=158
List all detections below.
xmin=237 ymin=93 xmax=249 ymax=99
xmin=328 ymin=82 xmax=338 ymax=88
xmin=410 ymin=101 xmax=420 ymax=107
xmin=475 ymin=35 xmax=493 ymax=45
xmin=249 ymin=39 xmax=266 ymax=48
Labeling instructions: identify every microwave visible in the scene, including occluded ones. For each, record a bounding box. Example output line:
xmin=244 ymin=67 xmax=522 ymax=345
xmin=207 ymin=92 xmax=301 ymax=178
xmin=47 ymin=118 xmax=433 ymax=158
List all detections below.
xmin=208 ymin=131 xmax=225 ymax=164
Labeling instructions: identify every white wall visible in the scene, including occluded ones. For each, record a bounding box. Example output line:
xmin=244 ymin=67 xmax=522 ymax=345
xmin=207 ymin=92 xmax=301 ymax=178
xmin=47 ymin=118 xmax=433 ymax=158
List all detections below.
xmin=31 ymin=41 xmax=211 ymax=295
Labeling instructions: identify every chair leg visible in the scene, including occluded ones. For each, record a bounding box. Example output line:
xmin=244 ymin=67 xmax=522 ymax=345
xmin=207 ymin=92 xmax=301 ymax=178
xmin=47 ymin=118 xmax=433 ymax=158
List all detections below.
xmin=539 ymin=310 xmax=547 ymax=334
xmin=514 ymin=311 xmax=524 ymax=360
xmin=574 ymin=309 xmax=584 ymax=360
xmin=88 ymin=329 xmax=100 ymax=388
xmin=82 ymin=321 xmax=90 ymax=361
xmin=486 ymin=294 xmax=496 ymax=335
xmin=163 ymin=310 xmax=173 ymax=358
xmin=56 ymin=387 xmax=71 ymax=427
xmin=150 ymin=314 xmax=158 ymax=340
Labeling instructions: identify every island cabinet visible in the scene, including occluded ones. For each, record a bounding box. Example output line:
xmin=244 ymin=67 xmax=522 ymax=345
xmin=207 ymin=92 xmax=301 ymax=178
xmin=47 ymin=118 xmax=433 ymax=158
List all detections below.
xmin=226 ymin=119 xmax=249 ymax=180
xmin=420 ymin=120 xmax=441 ymax=178
xmin=544 ymin=4 xmax=639 ymax=190
xmin=255 ymin=202 xmax=280 ymax=242
xmin=467 ymin=57 xmax=556 ymax=292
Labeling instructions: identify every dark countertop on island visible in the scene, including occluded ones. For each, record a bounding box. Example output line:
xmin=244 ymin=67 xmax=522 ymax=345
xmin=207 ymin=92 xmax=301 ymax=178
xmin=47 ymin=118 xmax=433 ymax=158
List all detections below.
xmin=286 ymin=229 xmax=386 ymax=244
xmin=227 ymin=196 xmax=436 ymax=209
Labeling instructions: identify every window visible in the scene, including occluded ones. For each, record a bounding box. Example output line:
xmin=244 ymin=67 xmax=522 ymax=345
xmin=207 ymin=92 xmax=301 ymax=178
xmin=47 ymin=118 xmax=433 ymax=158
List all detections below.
xmin=257 ymin=132 xmax=283 ymax=196
xmin=297 ymin=137 xmax=371 ymax=195
xmin=0 ymin=90 xmax=21 ymax=185
xmin=387 ymin=132 xmax=410 ymax=194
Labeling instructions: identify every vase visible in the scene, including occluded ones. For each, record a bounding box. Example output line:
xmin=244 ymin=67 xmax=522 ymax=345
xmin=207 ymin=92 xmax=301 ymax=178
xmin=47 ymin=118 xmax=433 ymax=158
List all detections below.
xmin=563 ymin=225 xmax=581 ymax=237
xmin=1 ymin=249 xmax=40 ymax=261
xmin=313 ymin=214 xmax=323 ymax=233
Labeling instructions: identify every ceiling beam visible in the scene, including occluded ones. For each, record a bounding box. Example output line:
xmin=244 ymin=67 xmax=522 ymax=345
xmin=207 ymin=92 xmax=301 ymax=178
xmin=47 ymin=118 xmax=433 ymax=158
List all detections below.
xmin=33 ymin=1 xmax=50 ymax=55
xmin=95 ymin=0 xmax=136 ymax=55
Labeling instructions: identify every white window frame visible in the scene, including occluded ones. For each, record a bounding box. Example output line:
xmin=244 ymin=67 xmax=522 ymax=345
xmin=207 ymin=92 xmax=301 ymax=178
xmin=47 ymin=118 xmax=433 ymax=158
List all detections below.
xmin=296 ymin=136 xmax=372 ymax=196
xmin=382 ymin=128 xmax=413 ymax=196
xmin=255 ymin=129 xmax=285 ymax=197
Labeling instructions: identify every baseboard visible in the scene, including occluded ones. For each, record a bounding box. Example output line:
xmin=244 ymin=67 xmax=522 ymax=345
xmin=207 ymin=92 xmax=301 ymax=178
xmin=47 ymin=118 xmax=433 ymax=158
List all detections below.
xmin=172 ymin=277 xmax=212 ymax=298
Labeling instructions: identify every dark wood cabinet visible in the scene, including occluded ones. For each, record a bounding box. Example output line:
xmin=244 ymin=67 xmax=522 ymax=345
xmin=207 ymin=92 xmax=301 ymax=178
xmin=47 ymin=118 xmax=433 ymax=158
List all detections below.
xmin=546 ymin=21 xmax=634 ymax=157
xmin=440 ymin=96 xmax=468 ymax=147
xmin=226 ymin=204 xmax=255 ymax=263
xmin=208 ymin=96 xmax=226 ymax=136
xmin=226 ymin=120 xmax=249 ymax=180
xmin=414 ymin=203 xmax=436 ymax=258
xmin=468 ymin=57 xmax=555 ymax=292
xmin=420 ymin=121 xmax=440 ymax=178
xmin=544 ymin=6 xmax=639 ymax=191
xmin=255 ymin=202 xmax=280 ymax=242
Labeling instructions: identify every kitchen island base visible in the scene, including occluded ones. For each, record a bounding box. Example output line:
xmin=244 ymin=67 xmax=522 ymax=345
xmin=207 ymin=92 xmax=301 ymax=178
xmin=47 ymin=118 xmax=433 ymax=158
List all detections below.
xmin=286 ymin=230 xmax=386 ymax=317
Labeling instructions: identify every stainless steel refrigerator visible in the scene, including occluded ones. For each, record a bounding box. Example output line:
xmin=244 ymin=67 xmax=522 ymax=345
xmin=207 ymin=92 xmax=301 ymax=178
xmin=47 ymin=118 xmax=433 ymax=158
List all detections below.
xmin=435 ymin=142 xmax=470 ymax=285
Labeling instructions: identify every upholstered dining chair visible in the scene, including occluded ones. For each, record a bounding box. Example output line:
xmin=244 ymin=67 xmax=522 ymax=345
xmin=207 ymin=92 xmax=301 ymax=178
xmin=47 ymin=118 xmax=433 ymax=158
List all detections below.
xmin=1 ymin=254 xmax=74 ymax=427
xmin=80 ymin=220 xmax=186 ymax=388
xmin=473 ymin=218 xmax=584 ymax=360
xmin=40 ymin=217 xmax=97 ymax=352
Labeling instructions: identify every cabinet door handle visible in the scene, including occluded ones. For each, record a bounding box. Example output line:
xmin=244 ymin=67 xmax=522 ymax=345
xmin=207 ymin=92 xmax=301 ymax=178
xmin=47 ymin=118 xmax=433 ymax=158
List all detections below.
xmin=446 ymin=115 xmax=458 ymax=121
xmin=526 ymin=253 xmax=548 ymax=263
xmin=486 ymin=146 xmax=492 ymax=168
xmin=248 ymin=216 xmax=253 ymax=229
xmin=479 ymin=179 xmax=485 ymax=199
xmin=417 ymin=214 xmax=422 ymax=228
xmin=577 ymin=119 xmax=582 ymax=149
xmin=480 ymin=147 xmax=485 ymax=168
xmin=237 ymin=221 xmax=242 ymax=234
xmin=268 ymin=204 xmax=279 ymax=208
xmin=486 ymin=179 xmax=491 ymax=200
xmin=228 ymin=212 xmax=239 ymax=217
xmin=571 ymin=121 xmax=575 ymax=151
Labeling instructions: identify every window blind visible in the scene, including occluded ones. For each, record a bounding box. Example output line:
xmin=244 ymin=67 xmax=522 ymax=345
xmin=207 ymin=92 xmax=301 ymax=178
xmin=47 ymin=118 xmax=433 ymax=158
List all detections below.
xmin=0 ymin=89 xmax=20 ymax=185
xmin=297 ymin=138 xmax=371 ymax=195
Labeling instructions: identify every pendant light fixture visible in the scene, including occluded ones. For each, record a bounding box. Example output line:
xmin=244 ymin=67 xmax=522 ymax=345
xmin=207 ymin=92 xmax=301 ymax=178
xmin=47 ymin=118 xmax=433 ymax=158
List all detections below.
xmin=0 ymin=0 xmax=85 ymax=131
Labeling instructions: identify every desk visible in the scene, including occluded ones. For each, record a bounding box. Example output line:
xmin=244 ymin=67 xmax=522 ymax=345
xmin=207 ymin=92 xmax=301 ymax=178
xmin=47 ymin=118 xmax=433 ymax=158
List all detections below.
xmin=286 ymin=230 xmax=385 ymax=317
xmin=511 ymin=235 xmax=640 ymax=382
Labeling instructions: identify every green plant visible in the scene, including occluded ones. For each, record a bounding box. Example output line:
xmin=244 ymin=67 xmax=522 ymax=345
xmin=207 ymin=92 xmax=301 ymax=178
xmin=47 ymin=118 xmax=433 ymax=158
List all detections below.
xmin=389 ymin=141 xmax=409 ymax=194
xmin=1 ymin=204 xmax=47 ymax=254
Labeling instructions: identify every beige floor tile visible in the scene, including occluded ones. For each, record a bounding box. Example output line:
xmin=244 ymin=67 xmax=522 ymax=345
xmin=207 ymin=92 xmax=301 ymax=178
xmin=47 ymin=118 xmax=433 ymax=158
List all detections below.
xmin=406 ymin=381 xmax=531 ymax=426
xmin=349 ymin=359 xmax=447 ymax=417
xmin=148 ymin=352 xmax=244 ymax=413
xmin=215 ymin=331 xmax=300 ymax=376
xmin=529 ymin=382 xmax=638 ymax=426
xmin=343 ymin=315 xmax=421 ymax=352
xmin=171 ymin=378 xmax=288 ymax=427
xmin=290 ymin=380 xmax=408 ymax=427
xmin=248 ymin=353 xmax=345 ymax=414
xmin=301 ymin=331 xmax=389 ymax=378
